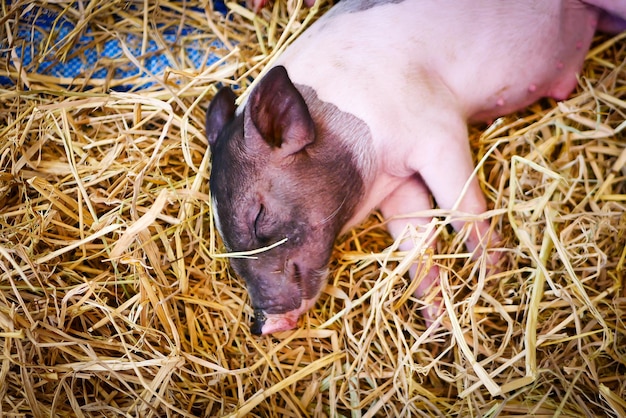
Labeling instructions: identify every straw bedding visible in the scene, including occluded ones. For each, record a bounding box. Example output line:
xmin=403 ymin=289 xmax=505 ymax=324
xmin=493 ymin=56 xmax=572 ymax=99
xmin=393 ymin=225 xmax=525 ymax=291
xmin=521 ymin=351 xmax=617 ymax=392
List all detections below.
xmin=1 ymin=0 xmax=625 ymax=416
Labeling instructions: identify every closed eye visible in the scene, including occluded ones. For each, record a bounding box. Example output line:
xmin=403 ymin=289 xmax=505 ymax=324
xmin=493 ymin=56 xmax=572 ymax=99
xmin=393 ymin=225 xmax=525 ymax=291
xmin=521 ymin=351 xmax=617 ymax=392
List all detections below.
xmin=254 ymin=204 xmax=267 ymax=242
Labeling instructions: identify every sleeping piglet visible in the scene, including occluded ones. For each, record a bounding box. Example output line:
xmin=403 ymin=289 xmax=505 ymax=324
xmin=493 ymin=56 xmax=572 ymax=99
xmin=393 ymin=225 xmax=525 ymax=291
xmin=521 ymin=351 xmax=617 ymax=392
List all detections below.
xmin=206 ymin=0 xmax=626 ymax=335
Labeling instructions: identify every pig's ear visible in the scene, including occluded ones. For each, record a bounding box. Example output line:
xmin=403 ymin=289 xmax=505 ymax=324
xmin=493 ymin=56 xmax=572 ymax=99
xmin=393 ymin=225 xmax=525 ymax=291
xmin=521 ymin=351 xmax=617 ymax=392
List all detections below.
xmin=206 ymin=87 xmax=237 ymax=150
xmin=248 ymin=66 xmax=315 ymax=156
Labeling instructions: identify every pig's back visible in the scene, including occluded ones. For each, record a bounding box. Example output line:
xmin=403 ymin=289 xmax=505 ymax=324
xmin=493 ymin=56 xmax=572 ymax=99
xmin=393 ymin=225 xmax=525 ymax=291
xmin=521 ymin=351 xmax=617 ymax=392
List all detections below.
xmin=275 ymin=0 xmax=599 ymax=124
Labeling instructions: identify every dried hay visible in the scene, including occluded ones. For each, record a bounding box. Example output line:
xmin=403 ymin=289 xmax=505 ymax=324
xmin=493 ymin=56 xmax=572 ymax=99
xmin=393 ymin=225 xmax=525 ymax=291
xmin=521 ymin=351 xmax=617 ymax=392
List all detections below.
xmin=0 ymin=0 xmax=625 ymax=416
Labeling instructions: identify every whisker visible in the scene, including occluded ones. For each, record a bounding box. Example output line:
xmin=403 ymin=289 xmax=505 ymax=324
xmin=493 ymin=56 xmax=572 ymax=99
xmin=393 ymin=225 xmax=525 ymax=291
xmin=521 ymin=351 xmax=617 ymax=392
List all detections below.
xmin=315 ymin=195 xmax=348 ymax=227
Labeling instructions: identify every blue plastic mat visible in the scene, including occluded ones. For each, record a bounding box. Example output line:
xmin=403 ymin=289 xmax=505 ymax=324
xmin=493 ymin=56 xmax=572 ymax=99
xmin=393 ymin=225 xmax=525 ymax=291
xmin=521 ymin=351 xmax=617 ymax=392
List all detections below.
xmin=2 ymin=1 xmax=229 ymax=90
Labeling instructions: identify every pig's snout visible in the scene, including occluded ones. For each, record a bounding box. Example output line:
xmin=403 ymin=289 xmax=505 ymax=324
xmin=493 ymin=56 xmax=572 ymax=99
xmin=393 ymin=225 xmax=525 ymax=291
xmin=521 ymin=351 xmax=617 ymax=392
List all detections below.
xmin=250 ymin=297 xmax=319 ymax=335
xmin=230 ymin=255 xmax=329 ymax=335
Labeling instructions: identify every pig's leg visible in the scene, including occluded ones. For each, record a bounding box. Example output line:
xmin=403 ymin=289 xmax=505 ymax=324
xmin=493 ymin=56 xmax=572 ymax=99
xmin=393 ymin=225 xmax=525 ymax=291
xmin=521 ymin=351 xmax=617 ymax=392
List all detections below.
xmin=379 ymin=176 xmax=443 ymax=323
xmin=582 ymin=0 xmax=626 ymax=20
xmin=597 ymin=12 xmax=626 ymax=32
xmin=408 ymin=123 xmax=500 ymax=265
xmin=582 ymin=0 xmax=626 ymax=32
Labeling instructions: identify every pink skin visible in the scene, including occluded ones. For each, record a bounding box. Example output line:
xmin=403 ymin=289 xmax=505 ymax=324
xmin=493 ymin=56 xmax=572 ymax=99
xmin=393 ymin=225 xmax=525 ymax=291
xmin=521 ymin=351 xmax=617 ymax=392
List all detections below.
xmin=260 ymin=298 xmax=319 ymax=335
xmin=212 ymin=0 xmax=626 ymax=336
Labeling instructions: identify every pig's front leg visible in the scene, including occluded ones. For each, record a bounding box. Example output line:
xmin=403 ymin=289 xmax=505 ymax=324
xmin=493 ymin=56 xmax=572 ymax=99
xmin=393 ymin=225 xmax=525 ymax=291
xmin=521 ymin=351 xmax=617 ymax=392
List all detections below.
xmin=379 ymin=176 xmax=443 ymax=324
xmin=409 ymin=121 xmax=500 ymax=264
xmin=382 ymin=121 xmax=500 ymax=323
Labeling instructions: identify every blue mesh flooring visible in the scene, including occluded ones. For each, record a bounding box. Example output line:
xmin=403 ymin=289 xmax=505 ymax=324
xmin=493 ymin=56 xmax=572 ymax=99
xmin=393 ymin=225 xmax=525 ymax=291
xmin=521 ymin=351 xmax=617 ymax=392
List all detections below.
xmin=1 ymin=1 xmax=229 ymax=90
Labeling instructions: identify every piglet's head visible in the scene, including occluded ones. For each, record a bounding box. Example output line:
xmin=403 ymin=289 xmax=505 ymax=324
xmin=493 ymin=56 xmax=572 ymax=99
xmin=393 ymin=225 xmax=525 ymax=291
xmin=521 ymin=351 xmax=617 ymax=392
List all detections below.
xmin=206 ymin=66 xmax=365 ymax=335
